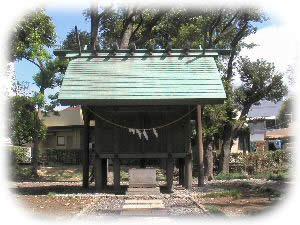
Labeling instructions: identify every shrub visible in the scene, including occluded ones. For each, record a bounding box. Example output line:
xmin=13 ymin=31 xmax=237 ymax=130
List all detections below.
xmin=237 ymin=149 xmax=291 ymax=176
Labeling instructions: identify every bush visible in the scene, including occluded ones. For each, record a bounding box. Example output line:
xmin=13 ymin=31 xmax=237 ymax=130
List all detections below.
xmin=238 ymin=149 xmax=291 ymax=175
xmin=12 ymin=165 xmax=36 ymax=181
xmin=9 ymin=146 xmax=31 ymax=163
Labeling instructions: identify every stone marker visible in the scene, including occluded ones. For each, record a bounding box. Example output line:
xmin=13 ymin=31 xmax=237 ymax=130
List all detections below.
xmin=129 ymin=168 xmax=157 ymax=188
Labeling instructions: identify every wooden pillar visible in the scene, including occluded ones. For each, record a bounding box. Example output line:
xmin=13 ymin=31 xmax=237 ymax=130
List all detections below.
xmin=184 ymin=110 xmax=192 ymax=189
xmin=102 ymin=158 xmax=108 ymax=186
xmin=82 ymin=109 xmax=90 ymax=189
xmin=178 ymin=158 xmax=184 ymax=185
xmin=140 ymin=159 xmax=146 ymax=168
xmin=166 ymin=156 xmax=174 ymax=192
xmin=184 ymin=154 xmax=192 ymax=189
xmin=94 ymin=155 xmax=103 ymax=191
xmin=196 ymin=105 xmax=205 ymax=186
xmin=113 ymin=158 xmax=121 ymax=193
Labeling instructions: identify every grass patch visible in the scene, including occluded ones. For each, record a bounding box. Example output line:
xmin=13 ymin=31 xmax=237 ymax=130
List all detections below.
xmin=202 ymin=190 xmax=242 ymax=199
xmin=255 ymin=187 xmax=281 ymax=198
xmin=120 ymin=170 xmax=129 ymax=181
xmin=253 ymin=171 xmax=289 ymax=181
xmin=47 ymin=192 xmax=56 ymax=198
xmin=205 ymin=205 xmax=226 ymax=215
xmin=215 ymin=172 xmax=248 ymax=180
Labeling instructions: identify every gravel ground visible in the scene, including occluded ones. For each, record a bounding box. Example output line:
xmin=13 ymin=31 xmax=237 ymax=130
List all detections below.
xmin=10 ymin=177 xmax=291 ymax=218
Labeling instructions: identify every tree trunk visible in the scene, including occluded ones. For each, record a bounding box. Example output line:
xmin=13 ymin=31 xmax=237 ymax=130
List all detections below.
xmin=90 ymin=2 xmax=100 ymax=50
xmin=206 ymin=143 xmax=214 ymax=180
xmin=31 ymin=108 xmax=41 ymax=177
xmin=196 ymin=105 xmax=204 ymax=186
xmin=219 ymin=123 xmax=233 ymax=174
xmin=120 ymin=7 xmax=136 ymax=49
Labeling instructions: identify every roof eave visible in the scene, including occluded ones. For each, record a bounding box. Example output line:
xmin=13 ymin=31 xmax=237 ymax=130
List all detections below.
xmin=59 ymin=98 xmax=226 ymax=106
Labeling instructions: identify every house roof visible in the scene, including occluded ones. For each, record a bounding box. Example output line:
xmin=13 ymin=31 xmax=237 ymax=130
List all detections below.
xmin=265 ymin=126 xmax=294 ymax=139
xmin=42 ymin=107 xmax=83 ymax=127
xmin=58 ymin=49 xmax=226 ymax=105
xmin=247 ymin=100 xmax=283 ymax=119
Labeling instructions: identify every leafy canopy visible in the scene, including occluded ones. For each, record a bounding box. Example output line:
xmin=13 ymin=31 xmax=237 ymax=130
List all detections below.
xmin=10 ymin=9 xmax=56 ymax=62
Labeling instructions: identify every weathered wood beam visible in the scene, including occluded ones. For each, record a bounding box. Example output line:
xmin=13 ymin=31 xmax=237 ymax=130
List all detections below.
xmin=96 ymin=153 xmax=187 ymax=159
xmin=178 ymin=158 xmax=185 ymax=185
xmin=113 ymin=158 xmax=121 ymax=193
xmin=102 ymin=158 xmax=108 ymax=186
xmin=94 ymin=155 xmax=103 ymax=191
xmin=166 ymin=156 xmax=174 ymax=192
xmin=196 ymin=105 xmax=205 ymax=186
xmin=184 ymin=112 xmax=193 ymax=189
xmin=82 ymin=109 xmax=90 ymax=189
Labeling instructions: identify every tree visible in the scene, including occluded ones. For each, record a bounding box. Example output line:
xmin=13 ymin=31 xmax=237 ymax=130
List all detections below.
xmin=8 ymin=95 xmax=47 ymax=146
xmin=277 ymin=97 xmax=294 ymax=128
xmin=62 ymin=28 xmax=90 ymax=50
xmin=9 ymin=9 xmax=63 ymax=176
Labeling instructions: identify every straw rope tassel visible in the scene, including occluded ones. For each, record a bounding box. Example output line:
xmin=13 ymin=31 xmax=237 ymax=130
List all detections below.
xmin=86 ymin=107 xmax=196 ymax=131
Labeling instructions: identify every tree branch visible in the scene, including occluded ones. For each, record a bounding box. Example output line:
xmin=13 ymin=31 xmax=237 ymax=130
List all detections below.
xmin=24 ymin=57 xmax=42 ymax=71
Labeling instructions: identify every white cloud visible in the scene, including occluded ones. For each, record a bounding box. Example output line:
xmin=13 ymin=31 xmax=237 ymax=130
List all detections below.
xmin=241 ymin=25 xmax=298 ymax=73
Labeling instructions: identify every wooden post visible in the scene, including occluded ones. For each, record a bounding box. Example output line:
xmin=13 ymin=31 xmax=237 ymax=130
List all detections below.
xmin=184 ymin=153 xmax=192 ymax=189
xmin=166 ymin=156 xmax=174 ymax=192
xmin=184 ymin=111 xmax=192 ymax=189
xmin=196 ymin=105 xmax=205 ymax=186
xmin=178 ymin=158 xmax=184 ymax=185
xmin=82 ymin=109 xmax=90 ymax=189
xmin=94 ymin=155 xmax=103 ymax=191
xmin=102 ymin=158 xmax=108 ymax=187
xmin=113 ymin=158 xmax=121 ymax=193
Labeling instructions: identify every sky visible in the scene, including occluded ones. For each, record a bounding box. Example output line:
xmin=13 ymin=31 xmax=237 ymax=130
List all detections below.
xmin=13 ymin=6 xmax=297 ymax=101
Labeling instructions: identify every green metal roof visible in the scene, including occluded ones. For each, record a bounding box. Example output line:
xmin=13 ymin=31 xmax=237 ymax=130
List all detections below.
xmin=58 ymin=51 xmax=226 ymax=105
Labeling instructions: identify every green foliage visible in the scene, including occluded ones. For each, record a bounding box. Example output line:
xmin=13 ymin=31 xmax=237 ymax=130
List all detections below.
xmin=255 ymin=186 xmax=281 ymax=198
xmin=47 ymin=192 xmax=56 ymax=198
xmin=238 ymin=149 xmax=291 ymax=176
xmin=10 ymin=9 xmax=56 ymax=62
xmin=120 ymin=170 xmax=129 ymax=181
xmin=12 ymin=166 xmax=36 ymax=181
xmin=8 ymin=96 xmax=45 ymax=145
xmin=234 ymin=57 xmax=288 ymax=115
xmin=9 ymin=146 xmax=31 ymax=163
xmin=202 ymin=190 xmax=242 ymax=199
xmin=215 ymin=172 xmax=248 ymax=180
xmin=62 ymin=28 xmax=90 ymax=50
xmin=277 ymin=97 xmax=294 ymax=128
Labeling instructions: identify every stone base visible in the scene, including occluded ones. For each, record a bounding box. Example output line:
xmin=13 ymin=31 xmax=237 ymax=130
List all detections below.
xmin=121 ymin=199 xmax=167 ymax=216
xmin=126 ymin=187 xmax=161 ymax=195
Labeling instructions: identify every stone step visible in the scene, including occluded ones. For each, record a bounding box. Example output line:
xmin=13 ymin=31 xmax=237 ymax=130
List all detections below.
xmin=123 ymin=203 xmax=164 ymax=210
xmin=121 ymin=209 xmax=168 ymax=216
xmin=125 ymin=199 xmax=163 ymax=204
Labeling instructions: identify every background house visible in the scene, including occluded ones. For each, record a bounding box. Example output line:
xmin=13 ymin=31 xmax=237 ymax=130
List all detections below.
xmin=40 ymin=106 xmax=95 ymax=164
xmin=247 ymin=100 xmax=283 ymax=151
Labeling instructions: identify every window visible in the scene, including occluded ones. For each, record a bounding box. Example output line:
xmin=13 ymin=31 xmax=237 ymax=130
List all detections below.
xmin=57 ymin=136 xmax=65 ymax=146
